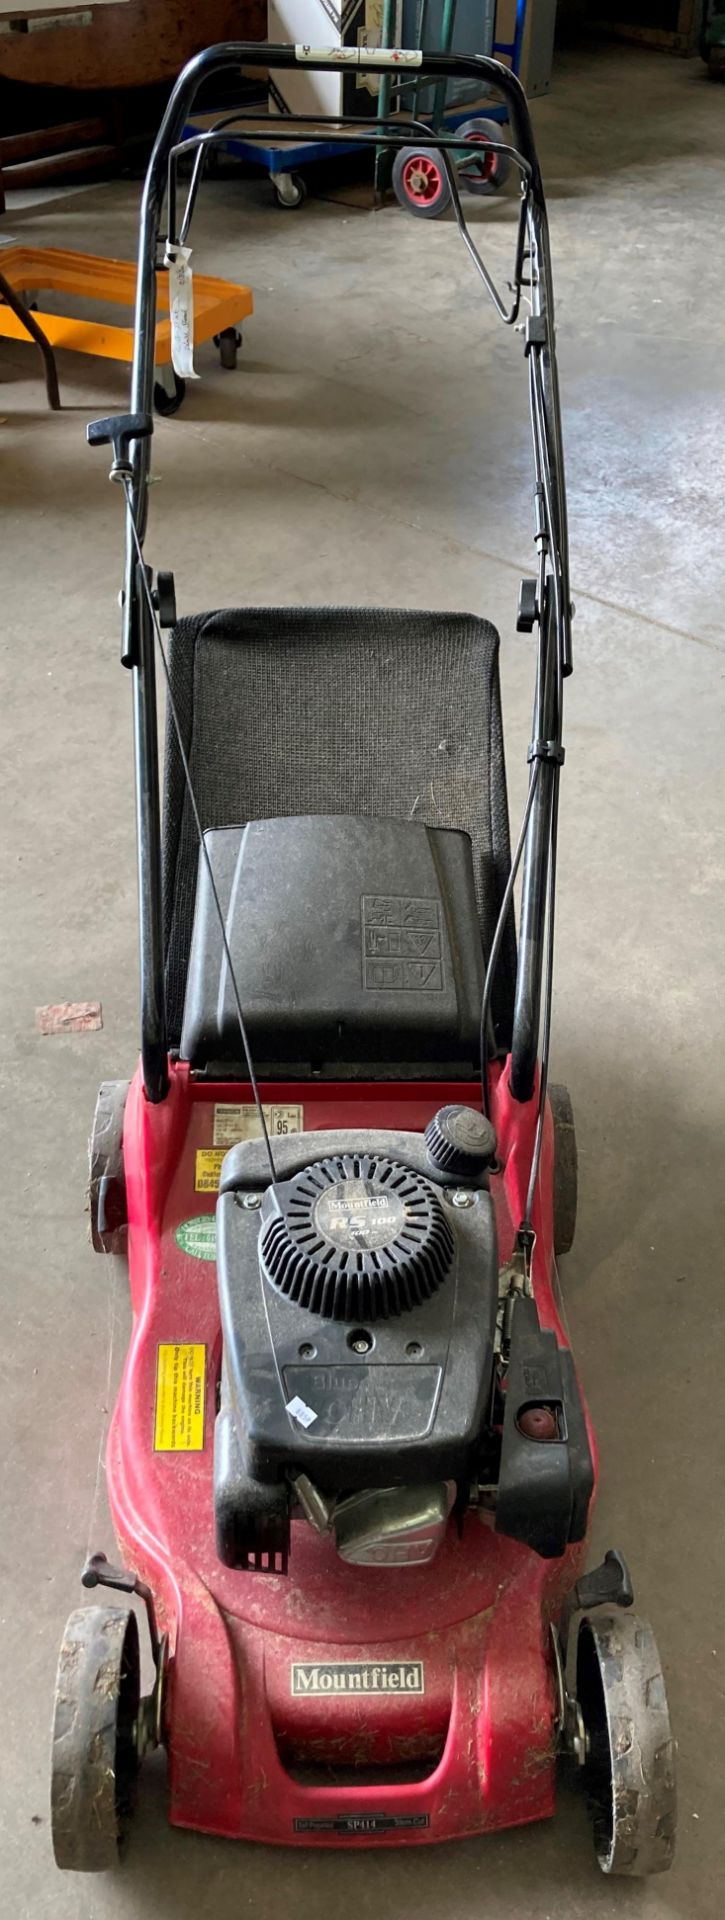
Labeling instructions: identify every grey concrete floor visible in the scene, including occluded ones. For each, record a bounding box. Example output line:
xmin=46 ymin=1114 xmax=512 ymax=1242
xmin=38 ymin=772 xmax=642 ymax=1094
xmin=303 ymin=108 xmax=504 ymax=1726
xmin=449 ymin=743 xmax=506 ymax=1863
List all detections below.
xmin=1 ymin=40 xmax=724 ymax=1920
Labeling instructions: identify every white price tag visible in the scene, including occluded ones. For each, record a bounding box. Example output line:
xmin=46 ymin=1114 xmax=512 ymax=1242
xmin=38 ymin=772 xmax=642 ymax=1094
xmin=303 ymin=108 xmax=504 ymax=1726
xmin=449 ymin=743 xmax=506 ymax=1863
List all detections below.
xmin=286 ymin=1396 xmax=318 ymax=1429
xmin=164 ymin=241 xmax=199 ymax=381
xmin=213 ymin=1103 xmax=304 ymax=1148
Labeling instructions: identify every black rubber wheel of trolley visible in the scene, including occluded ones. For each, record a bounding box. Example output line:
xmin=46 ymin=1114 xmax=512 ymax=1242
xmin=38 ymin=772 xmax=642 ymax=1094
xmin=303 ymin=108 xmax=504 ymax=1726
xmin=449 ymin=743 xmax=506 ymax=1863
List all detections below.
xmin=153 ymin=371 xmax=187 ymax=416
xmin=273 ymin=173 xmax=307 ymax=209
xmin=575 ymin=1609 xmax=676 ymax=1876
xmin=454 ymin=116 xmax=512 ymax=197
xmin=549 ymin=1081 xmax=578 ymax=1258
xmin=214 ymin=326 xmax=242 ymax=369
xmin=392 ymin=146 xmax=452 ymax=219
xmin=51 ymin=1605 xmax=141 ymax=1871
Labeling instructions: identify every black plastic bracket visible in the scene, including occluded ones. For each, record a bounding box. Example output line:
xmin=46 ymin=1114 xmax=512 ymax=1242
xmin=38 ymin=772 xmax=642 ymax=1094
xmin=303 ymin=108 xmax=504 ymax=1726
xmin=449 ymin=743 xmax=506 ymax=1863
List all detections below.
xmin=87 ymin=411 xmax=153 ymax=484
xmin=525 ymin=314 xmax=547 ymax=354
xmin=517 ymin=577 xmax=539 ymax=633
xmin=494 ymin=1293 xmax=594 ymax=1559
xmin=558 ymin=1546 xmax=635 ymax=1659
xmin=573 ymin=1548 xmax=634 ymax=1613
xmin=152 ymin=569 xmax=177 ymax=628
xmin=516 ymin=1222 xmax=536 ymax=1264
xmin=527 ymin=739 xmax=566 ymax=766
xmin=534 ymin=484 xmax=547 ymax=545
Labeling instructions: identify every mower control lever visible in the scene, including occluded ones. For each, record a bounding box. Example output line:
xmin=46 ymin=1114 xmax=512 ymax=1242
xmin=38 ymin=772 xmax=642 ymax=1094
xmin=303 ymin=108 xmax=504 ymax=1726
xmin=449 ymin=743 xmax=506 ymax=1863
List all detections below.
xmin=82 ymin=1551 xmax=160 ymax=1663
xmin=559 ymin=1548 xmax=634 ymax=1661
xmin=87 ymin=411 xmax=153 ymax=484
xmin=573 ymin=1548 xmax=634 ymax=1613
xmin=517 ymin=577 xmax=539 ymax=632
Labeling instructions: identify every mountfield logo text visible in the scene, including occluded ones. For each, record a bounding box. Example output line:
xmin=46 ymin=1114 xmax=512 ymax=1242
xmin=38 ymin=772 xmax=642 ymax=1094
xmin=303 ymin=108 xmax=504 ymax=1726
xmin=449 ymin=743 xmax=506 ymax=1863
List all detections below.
xmin=291 ymin=1661 xmax=424 ymax=1697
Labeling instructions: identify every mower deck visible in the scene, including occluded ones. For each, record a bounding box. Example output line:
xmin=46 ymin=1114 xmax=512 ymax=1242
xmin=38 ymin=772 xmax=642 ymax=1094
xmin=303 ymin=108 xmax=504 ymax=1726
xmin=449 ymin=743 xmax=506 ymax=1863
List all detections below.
xmin=109 ymin=1063 xmax=586 ymax=1846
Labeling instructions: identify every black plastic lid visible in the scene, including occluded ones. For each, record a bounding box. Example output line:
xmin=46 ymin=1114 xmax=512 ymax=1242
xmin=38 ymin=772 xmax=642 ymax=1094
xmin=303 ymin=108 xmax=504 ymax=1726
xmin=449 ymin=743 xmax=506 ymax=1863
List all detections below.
xmin=425 ymin=1105 xmax=497 ymax=1179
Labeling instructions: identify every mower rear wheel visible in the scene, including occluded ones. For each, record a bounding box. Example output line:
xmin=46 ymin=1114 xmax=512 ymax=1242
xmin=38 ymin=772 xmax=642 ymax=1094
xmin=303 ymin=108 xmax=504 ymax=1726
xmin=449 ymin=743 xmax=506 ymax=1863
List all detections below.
xmin=549 ymin=1081 xmax=578 ymax=1257
xmin=51 ymin=1606 xmax=140 ymax=1871
xmin=576 ymin=1609 xmax=676 ymax=1876
xmin=89 ymin=1078 xmax=129 ymax=1254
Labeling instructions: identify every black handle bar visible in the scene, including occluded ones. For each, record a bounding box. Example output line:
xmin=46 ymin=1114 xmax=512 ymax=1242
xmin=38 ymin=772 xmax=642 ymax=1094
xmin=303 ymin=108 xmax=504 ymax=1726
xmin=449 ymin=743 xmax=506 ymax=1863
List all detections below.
xmin=122 ymin=45 xmax=567 ymax=1109
xmin=127 ymin=43 xmax=547 ymax=549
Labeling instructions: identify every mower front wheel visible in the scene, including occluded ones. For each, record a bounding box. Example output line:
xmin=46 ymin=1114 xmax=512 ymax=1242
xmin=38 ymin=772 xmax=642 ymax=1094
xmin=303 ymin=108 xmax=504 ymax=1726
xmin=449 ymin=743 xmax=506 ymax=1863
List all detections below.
xmin=392 ymin=146 xmax=452 ymax=219
xmin=575 ymin=1609 xmax=676 ymax=1876
xmin=549 ymin=1081 xmax=578 ymax=1257
xmin=51 ymin=1605 xmax=141 ymax=1871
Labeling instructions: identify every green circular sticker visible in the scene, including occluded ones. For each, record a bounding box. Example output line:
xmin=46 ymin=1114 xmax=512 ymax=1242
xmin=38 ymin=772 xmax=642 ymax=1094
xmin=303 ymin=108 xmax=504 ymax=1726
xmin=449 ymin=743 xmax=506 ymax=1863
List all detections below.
xmin=175 ymin=1214 xmax=217 ymax=1261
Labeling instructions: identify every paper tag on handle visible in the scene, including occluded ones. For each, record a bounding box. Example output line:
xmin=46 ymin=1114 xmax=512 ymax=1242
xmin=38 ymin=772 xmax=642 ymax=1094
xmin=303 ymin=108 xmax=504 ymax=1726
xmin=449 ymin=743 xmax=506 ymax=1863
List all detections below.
xmin=164 ymin=241 xmax=199 ymax=381
xmin=295 ymin=43 xmax=422 ymax=66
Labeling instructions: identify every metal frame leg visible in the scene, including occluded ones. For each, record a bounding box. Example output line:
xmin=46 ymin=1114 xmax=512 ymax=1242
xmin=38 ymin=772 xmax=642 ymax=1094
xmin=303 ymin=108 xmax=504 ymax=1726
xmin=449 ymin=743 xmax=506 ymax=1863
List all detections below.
xmin=0 ymin=266 xmax=61 ymax=409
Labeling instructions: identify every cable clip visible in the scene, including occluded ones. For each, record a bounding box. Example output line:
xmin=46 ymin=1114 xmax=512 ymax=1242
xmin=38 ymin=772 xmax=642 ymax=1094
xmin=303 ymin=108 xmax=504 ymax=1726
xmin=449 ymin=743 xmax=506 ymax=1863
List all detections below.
xmin=525 ymin=314 xmax=547 ymax=355
xmin=527 ymin=739 xmax=565 ymax=766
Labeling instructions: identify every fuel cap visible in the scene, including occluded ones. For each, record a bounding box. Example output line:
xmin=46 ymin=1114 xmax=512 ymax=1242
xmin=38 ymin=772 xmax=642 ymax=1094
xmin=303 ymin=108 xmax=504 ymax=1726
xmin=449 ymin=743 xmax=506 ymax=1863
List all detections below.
xmin=425 ymin=1105 xmax=497 ymax=1179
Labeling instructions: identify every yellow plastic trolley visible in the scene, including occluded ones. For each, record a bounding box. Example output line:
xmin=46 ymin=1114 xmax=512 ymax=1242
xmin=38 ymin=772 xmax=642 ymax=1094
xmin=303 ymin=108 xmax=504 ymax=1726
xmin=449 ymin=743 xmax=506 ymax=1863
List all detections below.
xmin=0 ymin=244 xmax=253 ymax=411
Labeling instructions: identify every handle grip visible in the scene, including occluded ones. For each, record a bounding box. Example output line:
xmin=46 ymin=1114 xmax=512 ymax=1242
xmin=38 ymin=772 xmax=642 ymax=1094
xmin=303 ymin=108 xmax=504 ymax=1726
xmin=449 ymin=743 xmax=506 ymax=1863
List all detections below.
xmin=87 ymin=411 xmax=153 ymax=483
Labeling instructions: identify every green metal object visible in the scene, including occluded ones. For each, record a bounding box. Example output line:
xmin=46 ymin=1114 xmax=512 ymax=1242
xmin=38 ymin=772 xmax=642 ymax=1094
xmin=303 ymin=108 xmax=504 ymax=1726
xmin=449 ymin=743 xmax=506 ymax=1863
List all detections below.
xmin=374 ymin=0 xmax=397 ymax=198
xmin=431 ymin=0 xmax=457 ymax=132
xmin=701 ymin=0 xmax=725 ymax=59
xmin=413 ymin=0 xmax=430 ymax=117
xmin=374 ymin=0 xmax=468 ymax=200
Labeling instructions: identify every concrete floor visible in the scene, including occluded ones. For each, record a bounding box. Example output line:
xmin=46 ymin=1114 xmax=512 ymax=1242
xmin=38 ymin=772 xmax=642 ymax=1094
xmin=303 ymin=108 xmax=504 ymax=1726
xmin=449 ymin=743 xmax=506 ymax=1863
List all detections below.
xmin=2 ymin=41 xmax=724 ymax=1920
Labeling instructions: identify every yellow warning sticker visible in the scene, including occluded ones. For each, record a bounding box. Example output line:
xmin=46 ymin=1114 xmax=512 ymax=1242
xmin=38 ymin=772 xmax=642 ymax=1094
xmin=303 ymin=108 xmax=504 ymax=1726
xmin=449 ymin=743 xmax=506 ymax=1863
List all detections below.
xmin=154 ymin=1343 xmax=206 ymax=1452
xmin=195 ymin=1148 xmax=226 ymax=1192
xmin=212 ymin=1103 xmax=304 ymax=1149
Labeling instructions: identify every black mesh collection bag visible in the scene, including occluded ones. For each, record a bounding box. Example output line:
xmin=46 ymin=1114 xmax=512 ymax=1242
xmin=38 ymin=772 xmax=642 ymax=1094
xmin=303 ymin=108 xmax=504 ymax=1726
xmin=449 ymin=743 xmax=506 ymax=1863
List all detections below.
xmin=162 ymin=606 xmax=517 ymax=1054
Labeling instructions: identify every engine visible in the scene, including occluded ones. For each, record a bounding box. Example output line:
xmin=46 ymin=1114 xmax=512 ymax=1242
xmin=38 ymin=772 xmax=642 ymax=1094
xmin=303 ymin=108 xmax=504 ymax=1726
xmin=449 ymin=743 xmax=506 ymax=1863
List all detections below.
xmin=214 ymin=1113 xmax=499 ymax=1573
xmin=214 ymin=1108 xmax=595 ymax=1574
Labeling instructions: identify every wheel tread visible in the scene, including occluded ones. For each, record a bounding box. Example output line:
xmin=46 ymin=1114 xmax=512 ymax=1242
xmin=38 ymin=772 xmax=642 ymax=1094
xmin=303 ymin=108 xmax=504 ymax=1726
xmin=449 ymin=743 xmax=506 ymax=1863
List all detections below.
xmin=50 ymin=1606 xmax=139 ymax=1873
xmin=577 ymin=1609 xmax=676 ymax=1876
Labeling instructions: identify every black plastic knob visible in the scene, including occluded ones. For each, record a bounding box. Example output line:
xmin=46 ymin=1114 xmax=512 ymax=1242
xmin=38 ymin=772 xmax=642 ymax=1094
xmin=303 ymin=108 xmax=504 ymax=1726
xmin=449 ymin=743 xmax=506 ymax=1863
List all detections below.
xmin=425 ymin=1105 xmax=497 ymax=1179
xmin=517 ymin=576 xmax=539 ymax=633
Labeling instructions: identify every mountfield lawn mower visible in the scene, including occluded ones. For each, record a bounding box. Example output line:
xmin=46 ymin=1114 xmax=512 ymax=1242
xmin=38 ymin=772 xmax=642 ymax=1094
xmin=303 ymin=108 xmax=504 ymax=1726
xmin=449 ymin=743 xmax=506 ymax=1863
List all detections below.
xmin=50 ymin=43 xmax=676 ymax=1879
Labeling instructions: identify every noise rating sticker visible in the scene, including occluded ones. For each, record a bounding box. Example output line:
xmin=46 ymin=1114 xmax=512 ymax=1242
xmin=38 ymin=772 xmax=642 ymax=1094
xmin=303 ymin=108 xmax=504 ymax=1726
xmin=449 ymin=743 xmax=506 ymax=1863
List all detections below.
xmin=212 ymin=1103 xmax=304 ymax=1149
xmin=154 ymin=1343 xmax=206 ymax=1451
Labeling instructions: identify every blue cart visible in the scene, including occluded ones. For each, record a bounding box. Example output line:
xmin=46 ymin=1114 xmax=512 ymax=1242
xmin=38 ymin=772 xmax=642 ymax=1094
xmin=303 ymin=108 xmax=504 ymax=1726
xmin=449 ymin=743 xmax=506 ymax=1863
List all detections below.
xmin=181 ymin=107 xmax=367 ymax=210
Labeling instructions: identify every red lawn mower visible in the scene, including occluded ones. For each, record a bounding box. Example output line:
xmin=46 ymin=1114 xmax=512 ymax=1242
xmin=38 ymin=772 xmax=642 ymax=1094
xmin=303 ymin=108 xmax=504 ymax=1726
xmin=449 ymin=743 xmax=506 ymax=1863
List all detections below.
xmin=50 ymin=43 xmax=676 ymax=1879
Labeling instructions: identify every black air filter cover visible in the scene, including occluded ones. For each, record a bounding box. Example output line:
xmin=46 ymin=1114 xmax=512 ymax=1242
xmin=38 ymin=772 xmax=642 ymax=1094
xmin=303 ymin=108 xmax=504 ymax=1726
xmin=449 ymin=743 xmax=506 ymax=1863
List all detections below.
xmin=260 ymin=1155 xmax=454 ymax=1322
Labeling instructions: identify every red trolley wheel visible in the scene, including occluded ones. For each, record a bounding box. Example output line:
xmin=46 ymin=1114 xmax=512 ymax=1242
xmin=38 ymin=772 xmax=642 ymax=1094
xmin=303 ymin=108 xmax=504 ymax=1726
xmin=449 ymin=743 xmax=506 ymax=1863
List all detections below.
xmin=392 ymin=146 xmax=452 ymax=220
xmin=455 ymin=116 xmax=512 ymax=198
